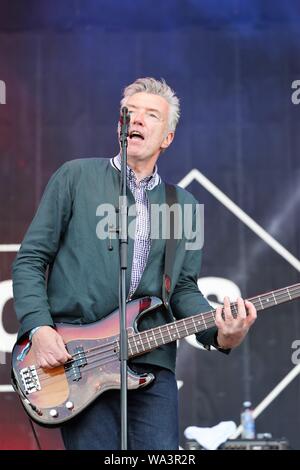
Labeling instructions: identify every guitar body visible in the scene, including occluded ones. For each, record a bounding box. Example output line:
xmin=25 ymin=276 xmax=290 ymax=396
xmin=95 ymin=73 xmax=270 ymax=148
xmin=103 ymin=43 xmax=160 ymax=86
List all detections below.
xmin=11 ymin=297 xmax=162 ymax=426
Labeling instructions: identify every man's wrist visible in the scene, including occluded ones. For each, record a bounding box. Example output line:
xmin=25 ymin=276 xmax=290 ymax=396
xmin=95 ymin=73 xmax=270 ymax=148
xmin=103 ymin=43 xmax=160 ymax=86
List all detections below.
xmin=214 ymin=331 xmax=231 ymax=350
xmin=29 ymin=326 xmax=44 ymax=341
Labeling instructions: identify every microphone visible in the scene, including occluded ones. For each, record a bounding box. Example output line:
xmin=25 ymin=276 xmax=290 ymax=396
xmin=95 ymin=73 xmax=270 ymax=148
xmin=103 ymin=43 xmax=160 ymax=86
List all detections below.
xmin=119 ymin=107 xmax=130 ymax=125
xmin=119 ymin=107 xmax=130 ymax=139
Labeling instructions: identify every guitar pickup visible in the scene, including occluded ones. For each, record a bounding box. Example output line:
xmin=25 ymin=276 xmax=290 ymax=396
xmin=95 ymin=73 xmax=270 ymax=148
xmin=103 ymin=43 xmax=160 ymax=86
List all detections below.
xmin=74 ymin=346 xmax=87 ymax=367
xmin=64 ymin=346 xmax=87 ymax=382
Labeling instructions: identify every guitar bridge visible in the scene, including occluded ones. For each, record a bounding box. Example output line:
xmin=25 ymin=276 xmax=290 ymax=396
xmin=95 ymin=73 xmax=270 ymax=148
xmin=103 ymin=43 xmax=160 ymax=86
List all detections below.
xmin=20 ymin=365 xmax=41 ymax=394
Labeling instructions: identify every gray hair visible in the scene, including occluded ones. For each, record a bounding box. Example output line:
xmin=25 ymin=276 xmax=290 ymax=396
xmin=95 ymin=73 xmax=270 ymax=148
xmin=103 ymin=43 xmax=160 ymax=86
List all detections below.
xmin=121 ymin=77 xmax=180 ymax=132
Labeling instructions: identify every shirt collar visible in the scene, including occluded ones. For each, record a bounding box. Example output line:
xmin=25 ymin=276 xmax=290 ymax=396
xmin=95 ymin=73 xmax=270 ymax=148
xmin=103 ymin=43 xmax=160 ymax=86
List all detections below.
xmin=110 ymin=154 xmax=161 ymax=190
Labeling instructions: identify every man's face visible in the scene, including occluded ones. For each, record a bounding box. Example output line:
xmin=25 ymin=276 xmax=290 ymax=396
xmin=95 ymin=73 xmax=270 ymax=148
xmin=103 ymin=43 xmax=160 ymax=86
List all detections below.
xmin=121 ymin=92 xmax=174 ymax=162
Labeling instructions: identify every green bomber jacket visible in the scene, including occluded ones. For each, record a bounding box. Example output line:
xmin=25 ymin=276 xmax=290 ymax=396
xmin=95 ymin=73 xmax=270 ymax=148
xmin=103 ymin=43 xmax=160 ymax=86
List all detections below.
xmin=12 ymin=157 xmax=225 ymax=372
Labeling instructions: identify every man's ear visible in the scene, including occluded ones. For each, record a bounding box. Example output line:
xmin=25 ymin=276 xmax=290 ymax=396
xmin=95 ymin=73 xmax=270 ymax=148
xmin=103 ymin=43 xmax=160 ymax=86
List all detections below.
xmin=161 ymin=131 xmax=175 ymax=150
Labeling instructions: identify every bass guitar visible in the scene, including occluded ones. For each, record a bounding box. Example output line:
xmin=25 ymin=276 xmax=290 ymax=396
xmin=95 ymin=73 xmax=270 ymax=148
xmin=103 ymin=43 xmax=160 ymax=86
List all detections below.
xmin=11 ymin=283 xmax=300 ymax=426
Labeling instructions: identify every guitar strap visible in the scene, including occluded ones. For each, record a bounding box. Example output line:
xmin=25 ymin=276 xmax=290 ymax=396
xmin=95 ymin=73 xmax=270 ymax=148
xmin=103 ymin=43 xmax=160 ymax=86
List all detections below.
xmin=162 ymin=183 xmax=178 ymax=308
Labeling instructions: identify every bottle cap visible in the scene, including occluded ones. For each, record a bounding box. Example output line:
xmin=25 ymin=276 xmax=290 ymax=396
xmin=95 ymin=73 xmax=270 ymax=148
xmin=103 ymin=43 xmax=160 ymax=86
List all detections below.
xmin=243 ymin=401 xmax=252 ymax=408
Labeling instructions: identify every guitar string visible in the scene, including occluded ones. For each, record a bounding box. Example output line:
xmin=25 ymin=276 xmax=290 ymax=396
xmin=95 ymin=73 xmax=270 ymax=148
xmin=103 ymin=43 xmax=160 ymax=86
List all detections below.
xmin=30 ymin=291 xmax=293 ymax=389
xmin=31 ymin=287 xmax=300 ymax=387
xmin=33 ymin=315 xmax=220 ymax=385
xmin=32 ymin=286 xmax=300 ymax=386
xmin=38 ymin=284 xmax=300 ymax=373
xmin=33 ymin=309 xmax=218 ymax=378
xmin=35 ymin=283 xmax=300 ymax=378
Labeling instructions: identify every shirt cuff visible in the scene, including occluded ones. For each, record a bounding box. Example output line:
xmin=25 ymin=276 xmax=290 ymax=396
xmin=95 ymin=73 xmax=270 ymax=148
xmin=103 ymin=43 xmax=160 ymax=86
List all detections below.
xmin=212 ymin=331 xmax=231 ymax=354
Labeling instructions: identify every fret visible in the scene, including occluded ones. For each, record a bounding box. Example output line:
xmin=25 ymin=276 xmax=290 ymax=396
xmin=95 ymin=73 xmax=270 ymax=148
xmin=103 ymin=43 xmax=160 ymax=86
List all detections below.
xmin=252 ymin=285 xmax=300 ymax=312
xmin=151 ymin=329 xmax=159 ymax=347
xmin=191 ymin=316 xmax=197 ymax=334
xmin=158 ymin=326 xmax=164 ymax=346
xmin=131 ymin=335 xmax=139 ymax=355
xmin=206 ymin=311 xmax=216 ymax=327
xmin=144 ymin=332 xmax=152 ymax=350
xmin=191 ymin=316 xmax=198 ymax=332
xmin=195 ymin=315 xmax=203 ymax=332
xmin=126 ymin=284 xmax=300 ymax=360
xmin=183 ymin=320 xmax=189 ymax=336
xmin=186 ymin=319 xmax=193 ymax=335
xmin=250 ymin=285 xmax=300 ymax=312
xmin=169 ymin=324 xmax=177 ymax=341
xmin=136 ymin=333 xmax=145 ymax=352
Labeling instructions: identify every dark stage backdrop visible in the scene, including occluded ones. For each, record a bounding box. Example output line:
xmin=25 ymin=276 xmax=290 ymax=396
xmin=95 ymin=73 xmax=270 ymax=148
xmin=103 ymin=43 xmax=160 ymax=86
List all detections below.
xmin=0 ymin=0 xmax=300 ymax=450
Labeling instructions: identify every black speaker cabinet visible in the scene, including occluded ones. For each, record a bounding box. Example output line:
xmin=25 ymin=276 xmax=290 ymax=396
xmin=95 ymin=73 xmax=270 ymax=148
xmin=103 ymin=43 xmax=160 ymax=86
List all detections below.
xmin=185 ymin=438 xmax=289 ymax=450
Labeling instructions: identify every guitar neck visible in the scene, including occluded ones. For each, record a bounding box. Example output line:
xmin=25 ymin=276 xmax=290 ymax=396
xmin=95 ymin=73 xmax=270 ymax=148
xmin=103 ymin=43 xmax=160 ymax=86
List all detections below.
xmin=128 ymin=283 xmax=300 ymax=358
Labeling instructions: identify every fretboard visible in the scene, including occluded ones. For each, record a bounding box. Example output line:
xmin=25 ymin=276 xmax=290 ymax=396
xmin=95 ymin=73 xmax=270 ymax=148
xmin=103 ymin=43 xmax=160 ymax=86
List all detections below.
xmin=127 ymin=283 xmax=300 ymax=358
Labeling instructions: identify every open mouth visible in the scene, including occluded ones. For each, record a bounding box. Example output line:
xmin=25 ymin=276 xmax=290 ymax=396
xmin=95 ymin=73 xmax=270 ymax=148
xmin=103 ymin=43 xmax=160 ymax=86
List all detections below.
xmin=129 ymin=130 xmax=144 ymax=140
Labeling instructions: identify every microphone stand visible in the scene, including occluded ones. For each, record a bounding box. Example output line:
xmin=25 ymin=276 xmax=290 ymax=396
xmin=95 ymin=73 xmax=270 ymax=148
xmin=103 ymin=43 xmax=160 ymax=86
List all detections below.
xmin=118 ymin=107 xmax=130 ymax=450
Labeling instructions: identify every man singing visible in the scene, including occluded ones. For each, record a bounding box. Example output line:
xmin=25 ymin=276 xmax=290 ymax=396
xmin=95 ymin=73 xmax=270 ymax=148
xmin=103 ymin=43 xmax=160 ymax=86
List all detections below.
xmin=13 ymin=77 xmax=256 ymax=449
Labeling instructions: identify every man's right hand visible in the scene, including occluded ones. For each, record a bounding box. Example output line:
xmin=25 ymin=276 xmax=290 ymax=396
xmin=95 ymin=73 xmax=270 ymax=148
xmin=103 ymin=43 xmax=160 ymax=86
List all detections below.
xmin=31 ymin=326 xmax=72 ymax=369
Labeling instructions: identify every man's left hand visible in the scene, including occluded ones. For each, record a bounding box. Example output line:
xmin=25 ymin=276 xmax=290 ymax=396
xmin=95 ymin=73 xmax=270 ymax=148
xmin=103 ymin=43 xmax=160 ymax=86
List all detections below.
xmin=215 ymin=297 xmax=257 ymax=349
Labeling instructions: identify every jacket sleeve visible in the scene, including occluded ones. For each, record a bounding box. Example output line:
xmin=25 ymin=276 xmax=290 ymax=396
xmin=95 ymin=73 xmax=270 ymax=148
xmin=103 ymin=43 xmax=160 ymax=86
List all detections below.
xmin=12 ymin=163 xmax=73 ymax=339
xmin=169 ymin=200 xmax=230 ymax=354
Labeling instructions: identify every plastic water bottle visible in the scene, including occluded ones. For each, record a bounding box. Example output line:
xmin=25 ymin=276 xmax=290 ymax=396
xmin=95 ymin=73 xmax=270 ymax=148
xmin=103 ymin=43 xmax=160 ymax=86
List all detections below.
xmin=241 ymin=401 xmax=255 ymax=439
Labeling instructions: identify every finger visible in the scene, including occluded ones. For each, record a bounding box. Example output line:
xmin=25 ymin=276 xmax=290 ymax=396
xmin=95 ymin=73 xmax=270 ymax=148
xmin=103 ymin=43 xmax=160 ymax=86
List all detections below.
xmin=52 ymin=348 xmax=71 ymax=365
xmin=38 ymin=358 xmax=47 ymax=369
xmin=223 ymin=296 xmax=233 ymax=321
xmin=39 ymin=357 xmax=55 ymax=369
xmin=46 ymin=353 xmax=63 ymax=368
xmin=237 ymin=297 xmax=247 ymax=319
xmin=55 ymin=352 xmax=70 ymax=364
xmin=214 ymin=305 xmax=224 ymax=328
xmin=57 ymin=336 xmax=72 ymax=360
xmin=245 ymin=300 xmax=257 ymax=324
